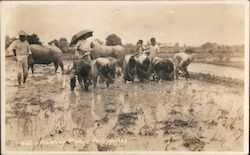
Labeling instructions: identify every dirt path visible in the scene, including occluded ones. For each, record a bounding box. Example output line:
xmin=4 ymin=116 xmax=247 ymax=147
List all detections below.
xmin=4 ymin=58 xmax=244 ymax=151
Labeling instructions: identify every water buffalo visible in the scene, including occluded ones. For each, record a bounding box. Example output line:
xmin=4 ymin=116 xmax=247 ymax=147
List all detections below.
xmin=123 ymin=55 xmax=137 ymax=83
xmin=70 ymin=56 xmax=92 ymax=91
xmin=151 ymin=57 xmax=175 ymax=81
xmin=87 ymin=41 xmax=126 ymax=68
xmin=91 ymin=57 xmax=116 ymax=88
xmin=136 ymin=54 xmax=151 ymax=82
xmin=28 ymin=44 xmax=64 ymax=73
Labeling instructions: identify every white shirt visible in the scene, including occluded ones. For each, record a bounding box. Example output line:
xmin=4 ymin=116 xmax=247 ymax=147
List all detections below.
xmin=148 ymin=44 xmax=160 ymax=58
xmin=74 ymin=40 xmax=91 ymax=52
xmin=7 ymin=40 xmax=31 ymax=58
xmin=174 ymin=52 xmax=193 ymax=67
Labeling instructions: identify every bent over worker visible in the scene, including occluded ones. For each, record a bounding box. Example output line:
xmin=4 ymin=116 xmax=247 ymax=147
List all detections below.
xmin=173 ymin=52 xmax=194 ymax=80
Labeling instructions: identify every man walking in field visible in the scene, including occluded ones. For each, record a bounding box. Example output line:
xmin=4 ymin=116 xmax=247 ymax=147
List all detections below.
xmin=7 ymin=31 xmax=32 ymax=85
xmin=173 ymin=52 xmax=194 ymax=80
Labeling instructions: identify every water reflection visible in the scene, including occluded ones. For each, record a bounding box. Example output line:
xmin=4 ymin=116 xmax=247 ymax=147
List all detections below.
xmin=5 ymin=60 xmax=244 ymax=151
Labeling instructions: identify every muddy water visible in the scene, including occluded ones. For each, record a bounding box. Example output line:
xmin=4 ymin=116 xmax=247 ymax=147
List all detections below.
xmin=189 ymin=63 xmax=244 ymax=80
xmin=5 ymin=58 xmax=244 ymax=151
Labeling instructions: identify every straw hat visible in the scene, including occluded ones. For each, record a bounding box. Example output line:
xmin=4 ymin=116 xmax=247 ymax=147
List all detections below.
xmin=18 ymin=30 xmax=29 ymax=36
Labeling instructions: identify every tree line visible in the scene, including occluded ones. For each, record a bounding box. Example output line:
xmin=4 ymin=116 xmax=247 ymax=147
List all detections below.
xmin=5 ymin=33 xmax=123 ymax=53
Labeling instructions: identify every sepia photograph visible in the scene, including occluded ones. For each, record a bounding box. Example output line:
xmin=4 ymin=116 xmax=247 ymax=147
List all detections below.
xmin=1 ymin=1 xmax=249 ymax=154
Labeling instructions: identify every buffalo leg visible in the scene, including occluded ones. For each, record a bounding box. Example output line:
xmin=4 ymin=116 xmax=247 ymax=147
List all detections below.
xmin=77 ymin=76 xmax=85 ymax=91
xmin=17 ymin=74 xmax=22 ymax=86
xmin=175 ymin=69 xmax=179 ymax=80
xmin=28 ymin=63 xmax=34 ymax=74
xmin=70 ymin=78 xmax=76 ymax=90
xmin=31 ymin=66 xmax=34 ymax=74
xmin=93 ymin=77 xmax=97 ymax=88
xmin=54 ymin=62 xmax=59 ymax=73
xmin=59 ymin=61 xmax=64 ymax=72
xmin=83 ymin=78 xmax=89 ymax=91
xmin=169 ymin=71 xmax=175 ymax=81
xmin=70 ymin=70 xmax=76 ymax=90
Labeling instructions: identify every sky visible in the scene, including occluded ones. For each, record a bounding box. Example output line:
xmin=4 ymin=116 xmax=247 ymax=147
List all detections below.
xmin=3 ymin=2 xmax=246 ymax=46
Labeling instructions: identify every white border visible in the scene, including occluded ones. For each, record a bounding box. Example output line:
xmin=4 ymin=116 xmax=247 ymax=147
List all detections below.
xmin=0 ymin=0 xmax=249 ymax=5
xmin=1 ymin=1 xmax=6 ymax=154
xmin=1 ymin=1 xmax=249 ymax=155
xmin=243 ymin=2 xmax=249 ymax=154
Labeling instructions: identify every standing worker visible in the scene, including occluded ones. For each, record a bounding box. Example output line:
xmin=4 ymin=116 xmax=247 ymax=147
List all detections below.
xmin=7 ymin=31 xmax=32 ymax=85
xmin=145 ymin=37 xmax=160 ymax=60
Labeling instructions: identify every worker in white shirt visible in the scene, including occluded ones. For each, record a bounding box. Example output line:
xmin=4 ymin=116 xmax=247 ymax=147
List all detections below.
xmin=144 ymin=37 xmax=160 ymax=60
xmin=73 ymin=39 xmax=92 ymax=60
xmin=173 ymin=52 xmax=194 ymax=80
xmin=7 ymin=31 xmax=32 ymax=85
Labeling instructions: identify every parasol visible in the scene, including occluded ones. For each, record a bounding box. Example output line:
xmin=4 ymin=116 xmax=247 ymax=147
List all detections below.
xmin=70 ymin=30 xmax=93 ymax=46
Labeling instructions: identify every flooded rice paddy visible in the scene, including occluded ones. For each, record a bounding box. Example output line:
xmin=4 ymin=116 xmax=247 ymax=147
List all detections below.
xmin=4 ymin=58 xmax=244 ymax=151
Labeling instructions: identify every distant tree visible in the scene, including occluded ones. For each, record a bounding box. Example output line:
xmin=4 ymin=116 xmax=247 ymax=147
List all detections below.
xmin=124 ymin=43 xmax=134 ymax=54
xmin=208 ymin=50 xmax=213 ymax=54
xmin=201 ymin=42 xmax=217 ymax=49
xmin=59 ymin=38 xmax=69 ymax=52
xmin=218 ymin=54 xmax=224 ymax=61
xmin=174 ymin=42 xmax=179 ymax=48
xmin=93 ymin=38 xmax=104 ymax=45
xmin=185 ymin=47 xmax=194 ymax=53
xmin=48 ymin=39 xmax=60 ymax=47
xmin=26 ymin=33 xmax=42 ymax=45
xmin=106 ymin=34 xmax=122 ymax=46
xmin=5 ymin=35 xmax=17 ymax=49
xmin=173 ymin=49 xmax=180 ymax=53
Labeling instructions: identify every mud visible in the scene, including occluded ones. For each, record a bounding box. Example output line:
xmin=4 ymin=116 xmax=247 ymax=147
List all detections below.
xmin=4 ymin=58 xmax=244 ymax=151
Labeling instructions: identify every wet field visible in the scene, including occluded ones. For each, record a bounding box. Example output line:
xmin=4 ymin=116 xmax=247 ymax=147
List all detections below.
xmin=4 ymin=58 xmax=244 ymax=151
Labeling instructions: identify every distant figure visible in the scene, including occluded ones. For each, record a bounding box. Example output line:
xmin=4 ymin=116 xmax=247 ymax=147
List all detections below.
xmin=145 ymin=37 xmax=160 ymax=60
xmin=173 ymin=52 xmax=194 ymax=80
xmin=7 ymin=31 xmax=32 ymax=85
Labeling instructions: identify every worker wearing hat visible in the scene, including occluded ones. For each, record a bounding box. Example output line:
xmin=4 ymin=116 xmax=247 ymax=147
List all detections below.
xmin=7 ymin=30 xmax=32 ymax=85
xmin=73 ymin=39 xmax=92 ymax=60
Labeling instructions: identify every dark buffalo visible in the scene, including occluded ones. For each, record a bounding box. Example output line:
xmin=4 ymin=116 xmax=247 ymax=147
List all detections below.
xmin=28 ymin=44 xmax=64 ymax=73
xmin=91 ymin=57 xmax=116 ymax=88
xmin=123 ymin=55 xmax=137 ymax=83
xmin=70 ymin=57 xmax=116 ymax=91
xmin=70 ymin=57 xmax=92 ymax=91
xmin=151 ymin=57 xmax=174 ymax=81
xmin=136 ymin=54 xmax=151 ymax=82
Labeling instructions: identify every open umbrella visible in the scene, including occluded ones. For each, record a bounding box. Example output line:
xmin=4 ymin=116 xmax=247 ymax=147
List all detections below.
xmin=70 ymin=30 xmax=93 ymax=46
